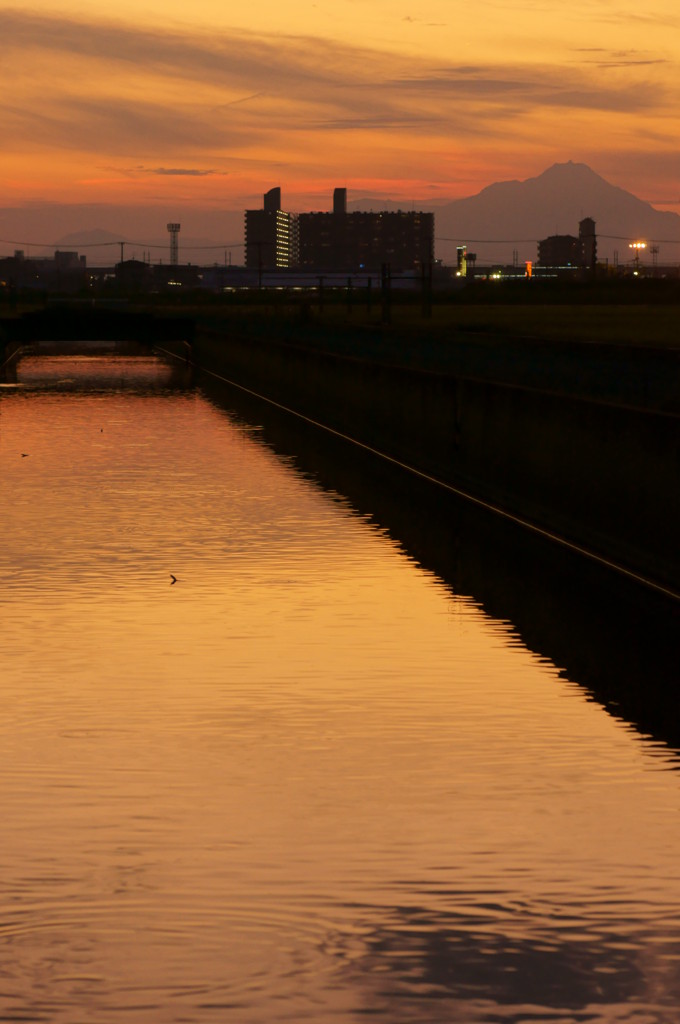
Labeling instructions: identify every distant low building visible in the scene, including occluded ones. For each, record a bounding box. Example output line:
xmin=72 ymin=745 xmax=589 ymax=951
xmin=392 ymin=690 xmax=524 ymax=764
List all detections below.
xmin=54 ymin=251 xmax=86 ymax=271
xmin=114 ymin=259 xmax=153 ymax=291
xmin=0 ymin=250 xmax=87 ymax=293
xmin=538 ymin=217 xmax=597 ymax=269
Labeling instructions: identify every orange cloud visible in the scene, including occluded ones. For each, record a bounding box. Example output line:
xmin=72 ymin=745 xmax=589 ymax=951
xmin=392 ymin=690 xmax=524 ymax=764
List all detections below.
xmin=0 ymin=5 xmax=678 ymax=208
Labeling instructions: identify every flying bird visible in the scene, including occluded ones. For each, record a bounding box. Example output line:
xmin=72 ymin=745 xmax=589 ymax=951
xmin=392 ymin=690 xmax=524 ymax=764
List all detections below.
xmin=21 ymin=453 xmax=29 ymax=457
xmin=170 ymin=574 xmax=178 ymax=585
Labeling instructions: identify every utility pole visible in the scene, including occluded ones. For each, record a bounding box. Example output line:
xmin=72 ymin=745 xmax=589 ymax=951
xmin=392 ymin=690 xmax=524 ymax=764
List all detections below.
xmin=421 ymin=262 xmax=432 ymax=318
xmin=381 ymin=263 xmax=391 ymax=324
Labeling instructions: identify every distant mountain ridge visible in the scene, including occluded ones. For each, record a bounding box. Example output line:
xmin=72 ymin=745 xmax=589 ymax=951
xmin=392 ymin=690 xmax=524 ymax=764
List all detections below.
xmin=53 ymin=226 xmax=242 ymax=265
xmin=55 ymin=228 xmax=123 ymax=247
xmin=352 ymin=163 xmax=680 ymax=265
xmin=3 ymin=163 xmax=678 ymax=267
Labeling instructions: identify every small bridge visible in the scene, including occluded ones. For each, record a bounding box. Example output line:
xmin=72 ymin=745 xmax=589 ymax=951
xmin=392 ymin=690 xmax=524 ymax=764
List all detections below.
xmin=0 ymin=305 xmax=195 ymax=381
xmin=1 ymin=305 xmax=194 ymax=349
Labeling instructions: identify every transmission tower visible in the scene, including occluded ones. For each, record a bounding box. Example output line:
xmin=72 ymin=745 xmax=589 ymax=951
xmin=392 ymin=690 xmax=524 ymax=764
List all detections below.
xmin=167 ymin=223 xmax=181 ymax=266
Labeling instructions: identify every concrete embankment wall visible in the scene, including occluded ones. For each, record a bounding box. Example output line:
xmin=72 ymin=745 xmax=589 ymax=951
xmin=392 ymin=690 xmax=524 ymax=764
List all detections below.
xmin=190 ymin=325 xmax=679 ymax=594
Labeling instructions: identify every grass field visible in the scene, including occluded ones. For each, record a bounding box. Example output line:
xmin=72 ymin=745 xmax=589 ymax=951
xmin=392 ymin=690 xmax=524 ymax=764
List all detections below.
xmin=190 ymin=301 xmax=680 ymax=349
xmin=5 ymin=295 xmax=680 ymax=349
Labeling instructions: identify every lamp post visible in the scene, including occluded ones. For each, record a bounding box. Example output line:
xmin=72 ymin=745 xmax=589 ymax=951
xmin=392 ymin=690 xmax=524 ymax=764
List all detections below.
xmin=629 ymin=241 xmax=646 ymax=274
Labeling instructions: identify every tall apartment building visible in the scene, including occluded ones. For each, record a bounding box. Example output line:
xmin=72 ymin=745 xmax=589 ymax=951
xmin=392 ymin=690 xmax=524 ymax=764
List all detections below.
xmin=538 ymin=218 xmax=597 ymax=268
xmin=244 ymin=188 xmax=298 ymax=270
xmin=298 ymin=188 xmax=434 ymax=272
xmin=579 ymin=218 xmax=597 ymax=269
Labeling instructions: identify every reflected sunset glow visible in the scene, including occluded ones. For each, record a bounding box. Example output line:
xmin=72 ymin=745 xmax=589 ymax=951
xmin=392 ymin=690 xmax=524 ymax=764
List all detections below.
xmin=1 ymin=356 xmax=680 ymax=1021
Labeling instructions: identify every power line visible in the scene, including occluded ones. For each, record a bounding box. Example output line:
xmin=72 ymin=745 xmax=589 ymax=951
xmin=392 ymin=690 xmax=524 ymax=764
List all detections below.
xmin=0 ymin=236 xmax=246 ymax=251
xmin=4 ymin=231 xmax=679 ymax=251
xmin=0 ymin=237 xmax=118 ymax=249
xmin=436 ymin=236 xmax=537 ymax=244
xmin=159 ymin=348 xmax=679 ymax=604
xmin=438 ymin=234 xmax=680 ymax=245
xmin=599 ymin=234 xmax=680 ymax=244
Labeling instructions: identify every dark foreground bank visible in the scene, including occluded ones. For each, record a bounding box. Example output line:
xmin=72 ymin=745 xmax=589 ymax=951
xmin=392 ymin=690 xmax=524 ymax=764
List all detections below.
xmin=179 ymin=307 xmax=680 ymax=597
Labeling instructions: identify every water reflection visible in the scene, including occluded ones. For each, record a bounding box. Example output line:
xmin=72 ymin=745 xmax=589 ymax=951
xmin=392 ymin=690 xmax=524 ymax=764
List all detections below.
xmin=2 ymin=352 xmax=680 ymax=1024
xmin=196 ymin=368 xmax=680 ymax=751
xmin=335 ymin=899 xmax=680 ymax=1022
xmin=12 ymin=352 xmax=193 ymax=392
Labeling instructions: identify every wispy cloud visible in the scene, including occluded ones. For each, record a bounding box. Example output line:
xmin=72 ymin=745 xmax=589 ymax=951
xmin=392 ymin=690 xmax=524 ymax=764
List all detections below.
xmin=146 ymin=168 xmax=226 ymax=177
xmin=385 ymin=64 xmax=667 ymax=114
xmin=0 ymin=7 xmax=676 ymax=180
xmin=315 ymin=116 xmax=443 ymax=130
xmin=0 ymin=9 xmax=368 ymax=94
xmin=573 ymin=47 xmax=669 ymax=68
xmin=402 ymin=16 xmax=447 ymax=26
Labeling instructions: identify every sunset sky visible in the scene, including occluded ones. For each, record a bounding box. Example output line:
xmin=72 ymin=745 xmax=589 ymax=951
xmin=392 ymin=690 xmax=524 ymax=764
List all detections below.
xmin=1 ymin=0 xmax=679 ymax=228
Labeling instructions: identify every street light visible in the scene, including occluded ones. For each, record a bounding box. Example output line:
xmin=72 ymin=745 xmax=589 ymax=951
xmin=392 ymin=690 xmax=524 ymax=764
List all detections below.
xmin=629 ymin=241 xmax=646 ymax=274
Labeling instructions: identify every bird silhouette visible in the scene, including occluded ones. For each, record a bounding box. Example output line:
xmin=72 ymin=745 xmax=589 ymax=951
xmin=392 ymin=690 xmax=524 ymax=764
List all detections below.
xmin=21 ymin=453 xmax=29 ymax=458
xmin=170 ymin=574 xmax=178 ymax=585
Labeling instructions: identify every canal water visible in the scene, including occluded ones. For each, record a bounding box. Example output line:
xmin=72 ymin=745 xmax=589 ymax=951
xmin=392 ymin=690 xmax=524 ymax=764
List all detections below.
xmin=1 ymin=353 xmax=680 ymax=1023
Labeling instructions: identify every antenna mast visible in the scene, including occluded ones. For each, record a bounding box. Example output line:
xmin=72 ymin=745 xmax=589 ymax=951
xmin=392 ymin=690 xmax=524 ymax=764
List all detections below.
xmin=167 ymin=223 xmax=181 ymax=266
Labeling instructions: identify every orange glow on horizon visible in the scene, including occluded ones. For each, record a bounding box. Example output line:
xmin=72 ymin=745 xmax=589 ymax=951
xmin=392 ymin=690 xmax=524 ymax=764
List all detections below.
xmin=0 ymin=1 xmax=678 ymax=216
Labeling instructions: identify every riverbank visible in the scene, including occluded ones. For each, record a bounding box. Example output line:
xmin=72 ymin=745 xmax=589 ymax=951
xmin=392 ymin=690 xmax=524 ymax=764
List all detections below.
xmin=176 ymin=308 xmax=680 ymax=597
xmin=4 ymin=290 xmax=680 ymax=348
xmin=186 ymin=305 xmax=680 ymax=414
xmin=3 ymin=297 xmax=678 ymax=592
xmin=190 ymin=301 xmax=680 ymax=351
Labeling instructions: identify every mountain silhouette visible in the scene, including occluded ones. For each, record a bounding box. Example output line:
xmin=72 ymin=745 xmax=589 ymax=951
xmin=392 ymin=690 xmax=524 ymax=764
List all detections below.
xmin=3 ymin=164 xmax=678 ymax=269
xmin=55 ymin=227 xmax=124 ymax=247
xmin=52 ymin=225 xmax=241 ymax=265
xmin=435 ymin=162 xmax=680 ymax=264
xmin=353 ymin=162 xmax=680 ymax=266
